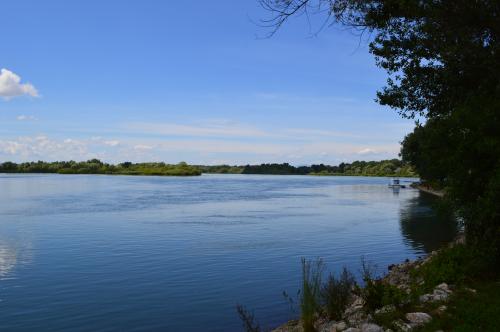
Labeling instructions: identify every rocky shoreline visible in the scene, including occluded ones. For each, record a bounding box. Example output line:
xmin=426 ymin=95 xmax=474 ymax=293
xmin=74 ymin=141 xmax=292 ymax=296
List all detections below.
xmin=272 ymin=235 xmax=466 ymax=332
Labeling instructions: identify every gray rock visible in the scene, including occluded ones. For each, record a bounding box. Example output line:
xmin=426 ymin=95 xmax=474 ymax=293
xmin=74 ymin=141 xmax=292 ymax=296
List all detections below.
xmin=361 ymin=323 xmax=383 ymax=332
xmin=436 ymin=305 xmax=447 ymax=314
xmin=344 ymin=328 xmax=361 ymax=332
xmin=420 ymin=284 xmax=453 ymax=303
xmin=345 ymin=305 xmax=369 ymax=326
xmin=435 ymin=283 xmax=449 ymax=291
xmin=346 ymin=311 xmax=367 ymax=326
xmin=351 ymin=296 xmax=365 ymax=307
xmin=345 ymin=305 xmax=363 ymax=316
xmin=405 ymin=312 xmax=432 ymax=326
xmin=375 ymin=305 xmax=396 ymax=315
xmin=334 ymin=321 xmax=347 ymax=331
xmin=318 ymin=321 xmax=348 ymax=332
xmin=318 ymin=321 xmax=337 ymax=332
xmin=432 ymin=289 xmax=450 ymax=301
xmin=392 ymin=319 xmax=412 ymax=332
xmin=428 ymin=283 xmax=453 ymax=301
xmin=419 ymin=293 xmax=433 ymax=303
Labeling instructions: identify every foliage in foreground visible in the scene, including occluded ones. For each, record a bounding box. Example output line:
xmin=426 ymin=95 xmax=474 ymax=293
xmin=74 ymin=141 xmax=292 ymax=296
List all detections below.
xmin=0 ymin=160 xmax=201 ymax=176
xmin=238 ymin=259 xmax=357 ymax=332
xmin=260 ymin=0 xmax=500 ymax=268
xmin=236 ymin=304 xmax=262 ymax=332
xmin=358 ymin=258 xmax=409 ymax=312
xmin=239 ymin=247 xmax=500 ymax=331
xmin=409 ymin=244 xmax=500 ymax=331
xmin=321 ymin=267 xmax=356 ymax=321
xmin=300 ymin=258 xmax=324 ymax=332
xmin=410 ymin=243 xmax=497 ymax=297
xmin=417 ymin=281 xmax=500 ymax=332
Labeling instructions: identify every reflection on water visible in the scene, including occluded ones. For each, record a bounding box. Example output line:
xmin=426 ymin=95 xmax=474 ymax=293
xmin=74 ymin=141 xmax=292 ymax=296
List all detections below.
xmin=0 ymin=174 xmax=457 ymax=331
xmin=0 ymin=237 xmax=34 ymax=280
xmin=0 ymin=245 xmax=17 ymax=278
xmin=399 ymin=192 xmax=459 ymax=253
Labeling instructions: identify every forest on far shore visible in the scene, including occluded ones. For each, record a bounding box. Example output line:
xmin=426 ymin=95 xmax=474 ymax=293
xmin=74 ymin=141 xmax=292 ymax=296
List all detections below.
xmin=0 ymin=159 xmax=416 ymax=177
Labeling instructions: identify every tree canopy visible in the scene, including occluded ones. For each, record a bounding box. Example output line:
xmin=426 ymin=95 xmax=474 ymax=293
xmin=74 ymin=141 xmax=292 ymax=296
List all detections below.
xmin=0 ymin=160 xmax=201 ymax=176
xmin=261 ymin=0 xmax=500 ymax=263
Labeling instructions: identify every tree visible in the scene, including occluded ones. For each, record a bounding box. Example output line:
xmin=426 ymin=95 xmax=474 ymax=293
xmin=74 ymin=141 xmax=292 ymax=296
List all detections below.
xmin=261 ymin=0 xmax=500 ymax=263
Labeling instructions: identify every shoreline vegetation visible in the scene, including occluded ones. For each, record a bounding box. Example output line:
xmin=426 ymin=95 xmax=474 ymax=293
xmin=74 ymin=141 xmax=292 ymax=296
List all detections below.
xmin=253 ymin=2 xmax=500 ymax=330
xmin=410 ymin=183 xmax=445 ymax=198
xmin=0 ymin=159 xmax=416 ymax=177
xmin=240 ymin=235 xmax=500 ymax=332
xmin=238 ymin=180 xmax=499 ymax=332
xmin=201 ymin=159 xmax=416 ymax=177
xmin=0 ymin=160 xmax=202 ymax=176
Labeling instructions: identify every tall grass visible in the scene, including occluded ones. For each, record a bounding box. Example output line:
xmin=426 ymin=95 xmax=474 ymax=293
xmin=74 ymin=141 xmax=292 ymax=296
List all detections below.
xmin=300 ymin=258 xmax=323 ymax=332
xmin=321 ymin=267 xmax=356 ymax=320
xmin=236 ymin=304 xmax=262 ymax=332
xmin=237 ymin=258 xmax=368 ymax=331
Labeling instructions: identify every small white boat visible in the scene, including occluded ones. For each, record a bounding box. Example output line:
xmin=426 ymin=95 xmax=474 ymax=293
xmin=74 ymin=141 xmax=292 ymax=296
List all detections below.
xmin=388 ymin=179 xmax=406 ymax=188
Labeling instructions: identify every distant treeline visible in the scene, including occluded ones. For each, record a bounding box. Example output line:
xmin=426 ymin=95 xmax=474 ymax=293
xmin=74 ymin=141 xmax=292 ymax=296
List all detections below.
xmin=0 ymin=159 xmax=416 ymax=177
xmin=200 ymin=159 xmax=416 ymax=177
xmin=0 ymin=160 xmax=201 ymax=176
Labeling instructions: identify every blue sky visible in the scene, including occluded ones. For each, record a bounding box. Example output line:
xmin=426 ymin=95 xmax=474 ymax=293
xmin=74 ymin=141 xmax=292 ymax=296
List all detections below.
xmin=0 ymin=0 xmax=415 ymax=165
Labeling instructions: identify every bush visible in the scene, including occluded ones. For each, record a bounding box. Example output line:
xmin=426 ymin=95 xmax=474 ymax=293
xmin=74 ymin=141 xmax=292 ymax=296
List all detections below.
xmin=411 ymin=244 xmax=489 ymax=292
xmin=300 ymin=258 xmax=323 ymax=332
xmin=358 ymin=259 xmax=409 ymax=311
xmin=321 ymin=267 xmax=356 ymax=320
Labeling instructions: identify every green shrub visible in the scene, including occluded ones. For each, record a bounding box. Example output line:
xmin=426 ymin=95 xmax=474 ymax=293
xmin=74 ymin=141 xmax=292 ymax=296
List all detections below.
xmin=412 ymin=244 xmax=480 ymax=292
xmin=381 ymin=284 xmax=409 ymax=307
xmin=359 ymin=259 xmax=410 ymax=311
xmin=321 ymin=267 xmax=356 ymax=320
xmin=418 ymin=281 xmax=500 ymax=332
xmin=300 ymin=258 xmax=323 ymax=332
xmin=360 ymin=279 xmax=385 ymax=311
xmin=358 ymin=259 xmax=384 ymax=311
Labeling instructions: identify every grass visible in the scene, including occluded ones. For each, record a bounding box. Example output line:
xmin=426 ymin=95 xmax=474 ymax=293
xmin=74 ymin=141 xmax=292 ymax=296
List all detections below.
xmin=300 ymin=258 xmax=323 ymax=332
xmin=371 ymin=279 xmax=500 ymax=332
xmin=410 ymin=244 xmax=478 ymax=293
xmin=368 ymin=244 xmax=500 ymax=331
xmin=417 ymin=281 xmax=500 ymax=331
xmin=236 ymin=304 xmax=262 ymax=332
xmin=238 ymin=248 xmax=500 ymax=332
xmin=321 ymin=267 xmax=356 ymax=320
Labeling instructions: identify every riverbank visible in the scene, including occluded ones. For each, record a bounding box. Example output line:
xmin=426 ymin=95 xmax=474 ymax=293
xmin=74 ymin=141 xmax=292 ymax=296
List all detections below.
xmin=269 ymin=234 xmax=499 ymax=332
xmin=1 ymin=160 xmax=416 ymax=178
xmin=411 ymin=183 xmax=445 ymax=198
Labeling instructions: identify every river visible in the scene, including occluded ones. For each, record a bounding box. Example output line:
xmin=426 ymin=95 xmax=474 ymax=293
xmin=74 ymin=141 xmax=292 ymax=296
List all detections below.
xmin=0 ymin=174 xmax=457 ymax=331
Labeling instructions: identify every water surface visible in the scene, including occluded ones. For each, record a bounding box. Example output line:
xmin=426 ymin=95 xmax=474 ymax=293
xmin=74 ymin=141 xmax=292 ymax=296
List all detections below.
xmin=0 ymin=174 xmax=457 ymax=331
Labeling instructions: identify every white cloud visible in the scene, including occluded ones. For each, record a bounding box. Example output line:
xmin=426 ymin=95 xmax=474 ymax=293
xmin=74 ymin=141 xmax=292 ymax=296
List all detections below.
xmin=125 ymin=122 xmax=271 ymax=139
xmin=0 ymin=134 xmax=401 ymax=165
xmin=134 ymin=144 xmax=153 ymax=150
xmin=357 ymin=148 xmax=377 ymax=155
xmin=104 ymin=140 xmax=120 ymax=147
xmin=16 ymin=115 xmax=36 ymax=121
xmin=124 ymin=121 xmax=372 ymax=141
xmin=0 ymin=69 xmax=39 ymax=100
xmin=0 ymin=136 xmax=89 ymax=160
